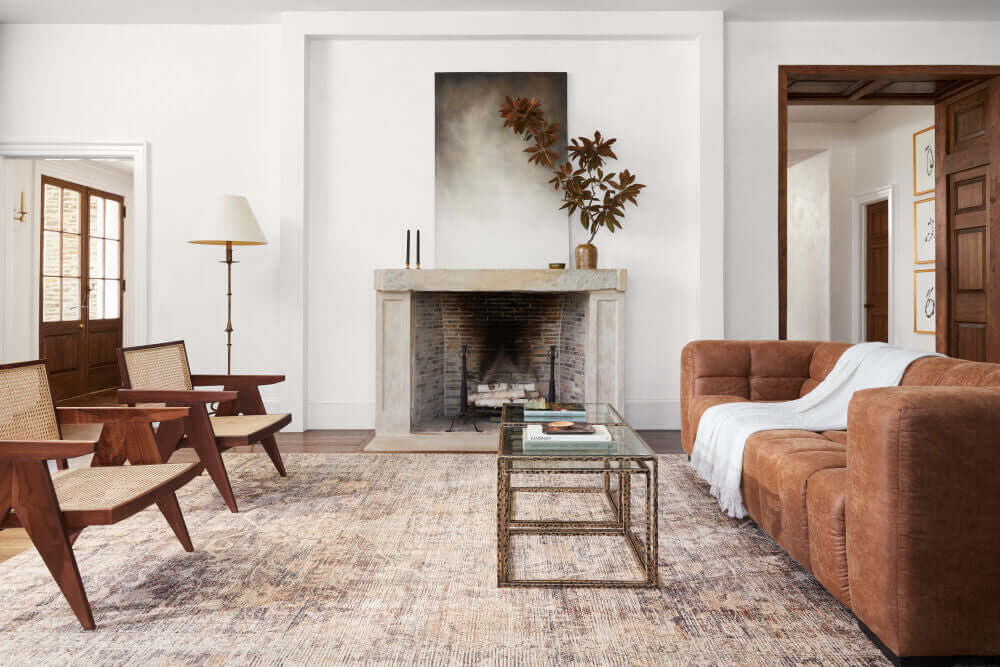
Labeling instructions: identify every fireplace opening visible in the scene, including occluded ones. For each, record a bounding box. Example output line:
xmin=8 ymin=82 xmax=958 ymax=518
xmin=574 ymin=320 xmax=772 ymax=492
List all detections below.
xmin=412 ymin=291 xmax=586 ymax=433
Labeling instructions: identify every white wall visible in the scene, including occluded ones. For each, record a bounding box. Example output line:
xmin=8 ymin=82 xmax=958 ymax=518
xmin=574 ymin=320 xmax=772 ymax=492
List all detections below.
xmin=0 ymin=24 xmax=282 ymax=404
xmin=1 ymin=158 xmax=34 ymax=362
xmin=786 ymin=150 xmax=830 ymax=340
xmin=1 ymin=159 xmax=134 ymax=363
xmin=306 ymin=36 xmax=701 ymax=429
xmin=726 ymin=20 xmax=1000 ymax=340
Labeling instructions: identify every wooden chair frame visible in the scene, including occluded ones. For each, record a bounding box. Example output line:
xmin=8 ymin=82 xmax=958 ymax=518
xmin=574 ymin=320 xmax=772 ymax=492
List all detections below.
xmin=117 ymin=341 xmax=290 ymax=513
xmin=0 ymin=360 xmax=200 ymax=630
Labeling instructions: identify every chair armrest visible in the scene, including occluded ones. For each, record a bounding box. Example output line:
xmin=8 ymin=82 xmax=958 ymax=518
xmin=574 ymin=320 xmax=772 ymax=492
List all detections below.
xmin=190 ymin=374 xmax=285 ymax=387
xmin=57 ymin=406 xmax=189 ymax=424
xmin=117 ymin=389 xmax=238 ymax=404
xmin=0 ymin=439 xmax=97 ymax=461
xmin=846 ymin=386 xmax=1000 ymax=657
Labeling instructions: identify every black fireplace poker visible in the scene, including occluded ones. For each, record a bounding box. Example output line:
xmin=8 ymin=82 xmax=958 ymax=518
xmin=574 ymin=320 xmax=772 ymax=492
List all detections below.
xmin=548 ymin=345 xmax=557 ymax=406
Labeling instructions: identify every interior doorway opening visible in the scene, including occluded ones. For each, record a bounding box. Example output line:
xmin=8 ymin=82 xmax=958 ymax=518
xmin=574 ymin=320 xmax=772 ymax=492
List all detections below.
xmin=778 ymin=66 xmax=1000 ymax=360
xmin=2 ymin=156 xmax=136 ymax=400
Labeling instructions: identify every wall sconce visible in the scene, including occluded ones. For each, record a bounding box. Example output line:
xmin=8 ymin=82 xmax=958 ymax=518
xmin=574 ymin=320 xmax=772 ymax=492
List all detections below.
xmin=12 ymin=191 xmax=28 ymax=223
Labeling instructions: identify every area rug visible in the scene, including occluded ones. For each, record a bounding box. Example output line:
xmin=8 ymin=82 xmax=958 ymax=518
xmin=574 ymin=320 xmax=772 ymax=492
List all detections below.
xmin=0 ymin=453 xmax=887 ymax=665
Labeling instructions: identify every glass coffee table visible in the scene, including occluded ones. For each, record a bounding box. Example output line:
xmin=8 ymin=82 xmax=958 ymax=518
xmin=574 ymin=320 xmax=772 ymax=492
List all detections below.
xmin=496 ymin=403 xmax=658 ymax=588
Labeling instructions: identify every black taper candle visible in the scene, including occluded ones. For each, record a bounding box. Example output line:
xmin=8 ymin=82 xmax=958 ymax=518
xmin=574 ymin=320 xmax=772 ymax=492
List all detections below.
xmin=416 ymin=229 xmax=421 ymax=268
xmin=406 ymin=229 xmax=411 ymax=267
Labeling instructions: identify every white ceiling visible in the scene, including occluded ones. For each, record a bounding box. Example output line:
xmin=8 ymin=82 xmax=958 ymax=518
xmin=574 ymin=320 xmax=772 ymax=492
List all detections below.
xmin=787 ymin=105 xmax=887 ymax=123
xmin=3 ymin=0 xmax=1000 ymax=24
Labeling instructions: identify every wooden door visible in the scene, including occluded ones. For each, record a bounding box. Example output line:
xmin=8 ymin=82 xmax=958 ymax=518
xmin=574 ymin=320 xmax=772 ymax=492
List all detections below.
xmin=865 ymin=200 xmax=890 ymax=342
xmin=39 ymin=176 xmax=124 ymax=400
xmin=936 ymin=79 xmax=1000 ymax=360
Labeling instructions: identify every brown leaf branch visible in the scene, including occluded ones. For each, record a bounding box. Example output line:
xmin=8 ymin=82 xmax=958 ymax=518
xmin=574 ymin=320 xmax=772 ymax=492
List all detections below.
xmin=499 ymin=96 xmax=645 ymax=244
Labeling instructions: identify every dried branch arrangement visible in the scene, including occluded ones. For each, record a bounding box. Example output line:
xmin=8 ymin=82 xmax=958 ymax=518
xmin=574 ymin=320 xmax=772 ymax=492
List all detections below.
xmin=499 ymin=96 xmax=645 ymax=244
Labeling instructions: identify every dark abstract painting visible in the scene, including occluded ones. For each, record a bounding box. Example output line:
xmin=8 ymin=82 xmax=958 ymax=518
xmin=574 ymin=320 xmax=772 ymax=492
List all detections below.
xmin=435 ymin=72 xmax=568 ymax=268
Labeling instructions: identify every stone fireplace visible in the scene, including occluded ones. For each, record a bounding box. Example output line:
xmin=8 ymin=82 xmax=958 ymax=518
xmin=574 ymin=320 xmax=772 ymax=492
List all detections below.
xmin=375 ymin=269 xmax=625 ymax=436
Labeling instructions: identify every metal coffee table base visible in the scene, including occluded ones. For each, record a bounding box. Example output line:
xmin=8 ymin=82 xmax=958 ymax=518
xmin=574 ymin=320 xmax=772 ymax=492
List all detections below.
xmin=496 ymin=456 xmax=658 ymax=588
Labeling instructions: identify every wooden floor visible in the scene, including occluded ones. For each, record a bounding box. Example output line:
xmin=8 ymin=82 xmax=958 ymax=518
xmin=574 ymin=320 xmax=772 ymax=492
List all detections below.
xmin=0 ymin=389 xmax=683 ymax=563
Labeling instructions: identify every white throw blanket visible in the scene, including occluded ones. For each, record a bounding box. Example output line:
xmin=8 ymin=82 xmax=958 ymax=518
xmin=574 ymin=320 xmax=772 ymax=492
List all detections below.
xmin=690 ymin=342 xmax=935 ymax=518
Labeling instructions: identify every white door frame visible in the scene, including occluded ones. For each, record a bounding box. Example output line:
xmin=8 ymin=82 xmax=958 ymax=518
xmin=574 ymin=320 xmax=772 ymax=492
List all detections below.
xmin=0 ymin=142 xmax=151 ymax=356
xmin=850 ymin=185 xmax=894 ymax=345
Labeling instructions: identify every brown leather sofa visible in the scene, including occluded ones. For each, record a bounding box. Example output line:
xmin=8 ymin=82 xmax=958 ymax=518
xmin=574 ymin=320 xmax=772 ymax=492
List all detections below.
xmin=681 ymin=340 xmax=1000 ymax=664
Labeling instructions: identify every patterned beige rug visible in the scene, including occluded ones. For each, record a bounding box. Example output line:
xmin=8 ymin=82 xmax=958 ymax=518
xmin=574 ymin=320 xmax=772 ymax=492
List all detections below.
xmin=0 ymin=453 xmax=886 ymax=665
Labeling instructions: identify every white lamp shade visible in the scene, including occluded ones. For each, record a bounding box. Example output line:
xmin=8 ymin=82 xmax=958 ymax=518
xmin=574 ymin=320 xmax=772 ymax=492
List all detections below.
xmin=190 ymin=195 xmax=267 ymax=246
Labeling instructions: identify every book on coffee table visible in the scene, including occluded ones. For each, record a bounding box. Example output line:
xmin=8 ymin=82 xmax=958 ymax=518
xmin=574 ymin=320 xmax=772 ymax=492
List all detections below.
xmin=522 ymin=423 xmax=616 ymax=453
xmin=523 ymin=403 xmax=588 ymax=422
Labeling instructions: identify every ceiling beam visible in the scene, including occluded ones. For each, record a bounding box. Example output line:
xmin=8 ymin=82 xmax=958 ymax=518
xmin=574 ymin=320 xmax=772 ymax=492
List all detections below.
xmin=848 ymin=79 xmax=890 ymax=101
xmin=783 ymin=65 xmax=1000 ymax=81
xmin=788 ymin=96 xmax=935 ymax=105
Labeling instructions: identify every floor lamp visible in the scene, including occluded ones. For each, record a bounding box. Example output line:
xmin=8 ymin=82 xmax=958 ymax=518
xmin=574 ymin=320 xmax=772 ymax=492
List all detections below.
xmin=190 ymin=195 xmax=267 ymax=374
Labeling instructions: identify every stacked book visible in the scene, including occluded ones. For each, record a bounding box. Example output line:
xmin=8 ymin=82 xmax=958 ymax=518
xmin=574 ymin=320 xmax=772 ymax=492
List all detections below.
xmin=522 ymin=422 xmax=616 ymax=454
xmin=523 ymin=403 xmax=587 ymax=423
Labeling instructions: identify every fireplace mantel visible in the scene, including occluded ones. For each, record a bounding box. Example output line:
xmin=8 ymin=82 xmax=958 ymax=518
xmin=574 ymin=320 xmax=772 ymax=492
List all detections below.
xmin=375 ymin=268 xmax=626 ymax=293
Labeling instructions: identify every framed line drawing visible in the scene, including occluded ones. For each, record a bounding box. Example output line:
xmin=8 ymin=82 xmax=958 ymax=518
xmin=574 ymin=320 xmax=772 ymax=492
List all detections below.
xmin=913 ymin=125 xmax=935 ymax=195
xmin=914 ymin=197 xmax=935 ymax=264
xmin=914 ymin=268 xmax=935 ymax=334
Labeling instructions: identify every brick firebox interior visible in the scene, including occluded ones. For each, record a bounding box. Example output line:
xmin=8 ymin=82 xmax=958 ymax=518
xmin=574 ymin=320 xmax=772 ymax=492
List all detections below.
xmin=411 ymin=292 xmax=587 ymax=427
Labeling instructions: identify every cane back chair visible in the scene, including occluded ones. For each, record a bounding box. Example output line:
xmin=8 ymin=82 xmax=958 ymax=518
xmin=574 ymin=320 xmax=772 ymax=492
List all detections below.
xmin=0 ymin=360 xmax=200 ymax=630
xmin=117 ymin=341 xmax=291 ymax=513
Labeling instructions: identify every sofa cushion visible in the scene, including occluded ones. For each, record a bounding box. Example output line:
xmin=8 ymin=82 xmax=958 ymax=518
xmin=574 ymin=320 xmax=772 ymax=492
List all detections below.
xmin=749 ymin=341 xmax=815 ymax=400
xmin=740 ymin=430 xmax=826 ymax=520
xmin=742 ymin=434 xmax=846 ymax=569
xmin=689 ymin=341 xmax=751 ymax=399
xmin=807 ymin=467 xmax=850 ymax=607
xmin=899 ymin=356 xmax=962 ymax=385
xmin=821 ymin=430 xmax=848 ymax=445
xmin=799 ymin=342 xmax=852 ymax=396
xmin=938 ymin=361 xmax=1000 ymax=387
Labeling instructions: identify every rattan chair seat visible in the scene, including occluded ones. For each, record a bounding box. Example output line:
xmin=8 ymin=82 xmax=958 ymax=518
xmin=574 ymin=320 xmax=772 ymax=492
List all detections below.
xmin=51 ymin=463 xmax=198 ymax=512
xmin=210 ymin=414 xmax=289 ymax=438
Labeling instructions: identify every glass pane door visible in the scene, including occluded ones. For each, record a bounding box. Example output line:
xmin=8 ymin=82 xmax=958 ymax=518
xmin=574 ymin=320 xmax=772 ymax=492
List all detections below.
xmin=41 ymin=182 xmax=83 ymax=322
xmin=87 ymin=193 xmax=122 ymax=320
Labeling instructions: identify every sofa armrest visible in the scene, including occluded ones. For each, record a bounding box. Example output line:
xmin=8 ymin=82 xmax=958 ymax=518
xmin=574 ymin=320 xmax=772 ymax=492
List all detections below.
xmin=680 ymin=341 xmax=753 ymax=452
xmin=846 ymin=386 xmax=1000 ymax=658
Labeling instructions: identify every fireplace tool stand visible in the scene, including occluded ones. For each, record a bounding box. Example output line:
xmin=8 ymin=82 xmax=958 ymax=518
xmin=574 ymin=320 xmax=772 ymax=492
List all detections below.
xmin=547 ymin=345 xmax=557 ymax=405
xmin=447 ymin=345 xmax=482 ymax=433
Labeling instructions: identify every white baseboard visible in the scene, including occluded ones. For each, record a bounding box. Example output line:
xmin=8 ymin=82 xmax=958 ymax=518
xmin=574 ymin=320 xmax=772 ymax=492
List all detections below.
xmin=622 ymin=399 xmax=681 ymax=430
xmin=303 ymin=400 xmax=375 ymax=431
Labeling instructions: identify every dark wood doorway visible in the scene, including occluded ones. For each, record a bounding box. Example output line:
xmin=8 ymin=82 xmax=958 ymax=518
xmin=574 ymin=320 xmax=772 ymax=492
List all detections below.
xmin=864 ymin=200 xmax=889 ymax=342
xmin=778 ymin=66 xmax=1000 ymax=360
xmin=39 ymin=175 xmax=125 ymax=401
xmin=935 ymin=79 xmax=1000 ymax=360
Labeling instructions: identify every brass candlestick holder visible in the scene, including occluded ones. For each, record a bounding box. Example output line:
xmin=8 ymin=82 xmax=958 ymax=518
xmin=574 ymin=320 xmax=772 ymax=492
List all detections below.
xmin=12 ymin=191 xmax=28 ymax=223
